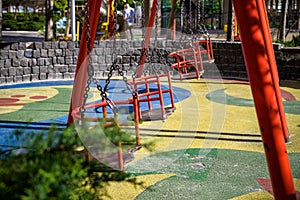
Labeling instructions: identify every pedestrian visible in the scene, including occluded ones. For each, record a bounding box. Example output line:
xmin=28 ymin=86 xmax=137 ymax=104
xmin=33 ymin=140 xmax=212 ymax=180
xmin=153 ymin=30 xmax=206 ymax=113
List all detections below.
xmin=123 ymin=2 xmax=135 ymax=40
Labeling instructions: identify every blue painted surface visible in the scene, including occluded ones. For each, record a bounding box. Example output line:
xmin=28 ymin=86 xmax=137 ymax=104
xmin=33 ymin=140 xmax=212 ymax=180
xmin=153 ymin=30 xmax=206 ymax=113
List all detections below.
xmin=0 ymin=80 xmax=191 ymax=152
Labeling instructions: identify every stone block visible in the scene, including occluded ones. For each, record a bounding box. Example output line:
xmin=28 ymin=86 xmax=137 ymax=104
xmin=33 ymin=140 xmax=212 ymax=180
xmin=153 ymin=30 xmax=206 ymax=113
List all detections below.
xmin=16 ymin=67 xmax=23 ymax=75
xmin=34 ymin=42 xmax=43 ymax=50
xmin=12 ymin=59 xmax=20 ymax=67
xmin=30 ymin=74 xmax=39 ymax=81
xmin=57 ymin=57 xmax=65 ymax=64
xmin=18 ymin=42 xmax=26 ymax=50
xmin=59 ymin=41 xmax=68 ymax=49
xmin=1 ymin=68 xmax=9 ymax=76
xmin=55 ymin=49 xmax=63 ymax=56
xmin=63 ymin=72 xmax=72 ymax=79
xmin=0 ymin=77 xmax=5 ymax=84
xmin=9 ymin=51 xmax=17 ymax=59
xmin=5 ymin=59 xmax=12 ymax=67
xmin=45 ymin=58 xmax=53 ymax=66
xmin=65 ymin=49 xmax=73 ymax=56
xmin=48 ymin=49 xmax=56 ymax=57
xmin=65 ymin=56 xmax=73 ymax=64
xmin=23 ymin=67 xmax=31 ymax=75
xmin=20 ymin=59 xmax=28 ymax=67
xmin=17 ymin=50 xmax=24 ymax=59
xmin=43 ymin=42 xmax=52 ymax=49
xmin=33 ymin=50 xmax=41 ymax=58
xmin=23 ymin=74 xmax=31 ymax=82
xmin=95 ymin=48 xmax=103 ymax=55
xmin=24 ymin=49 xmax=33 ymax=58
xmin=68 ymin=65 xmax=76 ymax=72
xmin=11 ymin=43 xmax=19 ymax=50
xmin=31 ymin=59 xmax=37 ymax=67
xmin=67 ymin=41 xmax=75 ymax=50
xmin=32 ymin=66 xmax=39 ymax=74
xmin=6 ymin=76 xmax=13 ymax=83
xmin=0 ymin=50 xmax=9 ymax=59
xmin=39 ymin=73 xmax=47 ymax=80
xmin=48 ymin=65 xmax=55 ymax=73
xmin=40 ymin=66 xmax=48 ymax=73
xmin=14 ymin=76 xmax=23 ymax=82
xmin=37 ymin=58 xmax=45 ymax=66
xmin=59 ymin=65 xmax=68 ymax=73
xmin=41 ymin=49 xmax=48 ymax=57
xmin=52 ymin=41 xmax=59 ymax=49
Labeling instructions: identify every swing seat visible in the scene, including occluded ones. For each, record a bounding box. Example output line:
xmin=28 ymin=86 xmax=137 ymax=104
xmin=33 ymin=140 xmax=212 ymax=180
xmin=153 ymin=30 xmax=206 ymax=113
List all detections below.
xmin=192 ymin=38 xmax=214 ymax=63
xmin=169 ymin=48 xmax=201 ymax=80
xmin=72 ymin=99 xmax=141 ymax=170
xmin=129 ymin=71 xmax=176 ymax=121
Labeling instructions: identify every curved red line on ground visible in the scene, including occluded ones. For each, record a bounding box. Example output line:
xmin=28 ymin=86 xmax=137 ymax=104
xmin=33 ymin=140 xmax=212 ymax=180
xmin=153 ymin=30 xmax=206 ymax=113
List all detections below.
xmin=11 ymin=95 xmax=26 ymax=98
xmin=29 ymin=96 xmax=48 ymax=100
xmin=0 ymin=98 xmax=19 ymax=104
xmin=0 ymin=103 xmax=25 ymax=106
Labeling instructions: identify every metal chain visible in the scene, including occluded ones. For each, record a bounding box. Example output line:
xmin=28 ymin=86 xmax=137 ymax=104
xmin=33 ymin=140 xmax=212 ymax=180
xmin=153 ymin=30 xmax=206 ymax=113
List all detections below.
xmin=80 ymin=0 xmax=95 ymax=114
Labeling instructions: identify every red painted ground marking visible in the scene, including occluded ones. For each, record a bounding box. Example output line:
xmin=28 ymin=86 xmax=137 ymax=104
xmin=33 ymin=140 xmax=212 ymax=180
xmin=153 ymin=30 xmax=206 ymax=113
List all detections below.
xmin=280 ymin=89 xmax=297 ymax=101
xmin=29 ymin=96 xmax=48 ymax=100
xmin=0 ymin=98 xmax=25 ymax=106
xmin=257 ymin=178 xmax=300 ymax=199
xmin=11 ymin=95 xmax=26 ymax=98
xmin=256 ymin=178 xmax=273 ymax=195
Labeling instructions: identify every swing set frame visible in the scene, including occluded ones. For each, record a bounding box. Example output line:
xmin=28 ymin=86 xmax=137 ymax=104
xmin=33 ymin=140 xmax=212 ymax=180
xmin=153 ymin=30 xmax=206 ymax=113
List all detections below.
xmin=67 ymin=0 xmax=298 ymax=198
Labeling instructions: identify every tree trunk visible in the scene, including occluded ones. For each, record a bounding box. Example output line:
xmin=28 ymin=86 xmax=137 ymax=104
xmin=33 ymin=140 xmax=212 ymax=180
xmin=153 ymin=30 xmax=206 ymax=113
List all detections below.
xmin=166 ymin=0 xmax=177 ymax=39
xmin=65 ymin=0 xmax=72 ymax=38
xmin=279 ymin=0 xmax=288 ymax=41
xmin=45 ymin=0 xmax=54 ymax=41
xmin=0 ymin=0 xmax=2 ymax=41
xmin=297 ymin=0 xmax=300 ymax=29
xmin=226 ymin=0 xmax=234 ymax=41
xmin=222 ymin=0 xmax=229 ymax=30
xmin=144 ymin=0 xmax=150 ymax=27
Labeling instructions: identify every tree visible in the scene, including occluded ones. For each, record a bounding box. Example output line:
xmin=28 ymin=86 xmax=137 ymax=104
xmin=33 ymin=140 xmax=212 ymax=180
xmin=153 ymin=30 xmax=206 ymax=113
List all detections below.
xmin=45 ymin=0 xmax=54 ymax=41
xmin=64 ymin=0 xmax=71 ymax=37
xmin=297 ymin=0 xmax=300 ymax=29
xmin=226 ymin=0 xmax=234 ymax=41
xmin=279 ymin=0 xmax=288 ymax=41
xmin=166 ymin=0 xmax=177 ymax=39
xmin=0 ymin=0 xmax=2 ymax=41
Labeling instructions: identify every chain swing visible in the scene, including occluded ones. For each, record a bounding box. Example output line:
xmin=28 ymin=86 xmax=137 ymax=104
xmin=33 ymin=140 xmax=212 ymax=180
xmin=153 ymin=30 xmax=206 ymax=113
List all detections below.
xmin=128 ymin=0 xmax=176 ymax=121
xmin=72 ymin=0 xmax=142 ymax=170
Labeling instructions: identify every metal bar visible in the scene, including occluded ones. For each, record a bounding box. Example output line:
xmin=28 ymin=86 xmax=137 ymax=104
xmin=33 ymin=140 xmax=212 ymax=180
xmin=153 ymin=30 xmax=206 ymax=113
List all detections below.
xmin=136 ymin=0 xmax=157 ymax=77
xmin=232 ymin=0 xmax=296 ymax=199
xmin=67 ymin=0 xmax=102 ymax=125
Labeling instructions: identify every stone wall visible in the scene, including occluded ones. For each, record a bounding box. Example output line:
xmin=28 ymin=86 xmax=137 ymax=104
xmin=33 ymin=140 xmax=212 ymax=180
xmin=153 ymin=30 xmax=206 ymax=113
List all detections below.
xmin=0 ymin=40 xmax=299 ymax=85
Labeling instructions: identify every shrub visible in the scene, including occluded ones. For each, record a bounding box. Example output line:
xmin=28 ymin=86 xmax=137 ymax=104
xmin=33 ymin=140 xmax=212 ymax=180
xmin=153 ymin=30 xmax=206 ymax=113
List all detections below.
xmin=2 ymin=13 xmax=45 ymax=31
xmin=0 ymin=124 xmax=141 ymax=199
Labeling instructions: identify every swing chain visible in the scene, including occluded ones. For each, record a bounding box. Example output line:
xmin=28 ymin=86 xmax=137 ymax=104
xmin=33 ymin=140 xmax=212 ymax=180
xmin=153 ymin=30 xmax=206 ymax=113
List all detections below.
xmin=80 ymin=0 xmax=94 ymax=114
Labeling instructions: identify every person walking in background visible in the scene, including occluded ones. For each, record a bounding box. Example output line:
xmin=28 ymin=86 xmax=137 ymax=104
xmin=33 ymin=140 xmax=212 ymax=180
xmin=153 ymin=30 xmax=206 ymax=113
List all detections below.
xmin=123 ymin=2 xmax=135 ymax=40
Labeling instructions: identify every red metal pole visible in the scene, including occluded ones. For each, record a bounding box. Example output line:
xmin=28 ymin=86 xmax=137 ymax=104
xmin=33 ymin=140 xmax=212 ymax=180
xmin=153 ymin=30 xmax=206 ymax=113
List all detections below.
xmin=67 ymin=0 xmax=102 ymax=125
xmin=136 ymin=0 xmax=157 ymax=78
xmin=232 ymin=0 xmax=296 ymax=199
xmin=256 ymin=0 xmax=290 ymax=142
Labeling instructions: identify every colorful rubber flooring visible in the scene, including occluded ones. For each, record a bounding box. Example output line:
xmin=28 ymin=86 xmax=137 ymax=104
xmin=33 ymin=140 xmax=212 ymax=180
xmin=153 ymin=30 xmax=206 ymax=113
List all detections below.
xmin=0 ymin=78 xmax=299 ymax=199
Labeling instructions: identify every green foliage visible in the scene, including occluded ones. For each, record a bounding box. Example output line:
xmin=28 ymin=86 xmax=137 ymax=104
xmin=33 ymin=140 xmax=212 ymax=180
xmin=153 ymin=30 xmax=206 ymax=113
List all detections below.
xmin=275 ymin=35 xmax=300 ymax=47
xmin=0 ymin=124 xmax=142 ymax=200
xmin=2 ymin=13 xmax=45 ymax=31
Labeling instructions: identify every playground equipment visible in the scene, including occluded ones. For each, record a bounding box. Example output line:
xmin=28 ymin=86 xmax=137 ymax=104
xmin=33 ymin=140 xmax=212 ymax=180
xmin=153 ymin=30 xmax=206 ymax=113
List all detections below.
xmin=67 ymin=0 xmax=298 ymax=197
xmin=232 ymin=0 xmax=297 ymax=199
xmin=169 ymin=0 xmax=215 ymax=80
xmin=68 ymin=0 xmax=176 ymax=169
